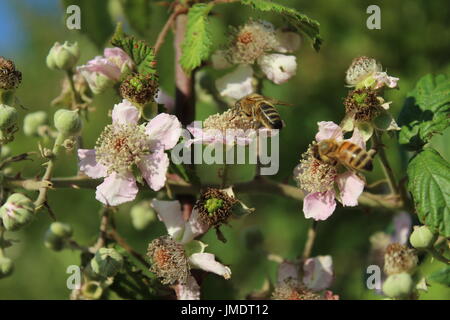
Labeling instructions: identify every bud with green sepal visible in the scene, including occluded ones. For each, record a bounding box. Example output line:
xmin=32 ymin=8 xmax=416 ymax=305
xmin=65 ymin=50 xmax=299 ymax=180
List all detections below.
xmin=90 ymin=248 xmax=123 ymax=278
xmin=130 ymin=201 xmax=156 ymax=230
xmin=23 ymin=111 xmax=48 ymax=137
xmin=81 ymin=281 xmax=104 ymax=300
xmin=44 ymin=221 xmax=73 ymax=251
xmin=0 ymin=256 xmax=13 ymax=279
xmin=409 ymin=225 xmax=437 ymax=250
xmin=0 ymin=104 xmax=18 ymax=145
xmin=382 ymin=272 xmax=414 ymax=299
xmin=46 ymin=42 xmax=80 ymax=71
xmin=54 ymin=109 xmax=82 ymax=137
xmin=0 ymin=193 xmax=35 ymax=231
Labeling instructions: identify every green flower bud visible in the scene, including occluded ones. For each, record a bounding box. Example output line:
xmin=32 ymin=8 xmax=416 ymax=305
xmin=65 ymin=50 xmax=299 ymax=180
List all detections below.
xmin=23 ymin=111 xmax=48 ymax=137
xmin=54 ymin=109 xmax=82 ymax=136
xmin=130 ymin=201 xmax=156 ymax=230
xmin=0 ymin=193 xmax=35 ymax=231
xmin=81 ymin=281 xmax=103 ymax=300
xmin=44 ymin=222 xmax=73 ymax=251
xmin=52 ymin=221 xmax=73 ymax=238
xmin=0 ymin=104 xmax=18 ymax=144
xmin=409 ymin=225 xmax=437 ymax=249
xmin=46 ymin=41 xmax=80 ymax=71
xmin=0 ymin=256 xmax=14 ymax=279
xmin=382 ymin=273 xmax=413 ymax=298
xmin=90 ymin=248 xmax=123 ymax=278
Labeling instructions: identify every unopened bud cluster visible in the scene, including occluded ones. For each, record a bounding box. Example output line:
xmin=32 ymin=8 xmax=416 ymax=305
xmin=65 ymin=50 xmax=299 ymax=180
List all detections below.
xmin=44 ymin=222 xmax=73 ymax=251
xmin=46 ymin=42 xmax=80 ymax=71
xmin=0 ymin=193 xmax=35 ymax=231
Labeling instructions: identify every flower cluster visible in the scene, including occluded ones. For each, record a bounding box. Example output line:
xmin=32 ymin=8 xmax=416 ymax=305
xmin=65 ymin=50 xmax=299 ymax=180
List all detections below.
xmin=212 ymin=20 xmax=301 ymax=99
xmin=78 ymin=100 xmax=181 ymax=206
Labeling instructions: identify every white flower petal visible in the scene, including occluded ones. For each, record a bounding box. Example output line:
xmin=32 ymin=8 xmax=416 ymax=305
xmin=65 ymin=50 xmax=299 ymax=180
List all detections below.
xmin=180 ymin=208 xmax=209 ymax=244
xmin=77 ymin=149 xmax=107 ymax=179
xmin=303 ymin=191 xmax=337 ymax=221
xmin=277 ymin=261 xmax=300 ymax=284
xmin=145 ymin=113 xmax=182 ymax=150
xmin=336 ymin=171 xmax=365 ymax=207
xmin=315 ymin=121 xmax=343 ymax=142
xmin=151 ymin=199 xmax=185 ymax=240
xmin=216 ymin=65 xmax=254 ymax=100
xmin=95 ymin=172 xmax=138 ymax=206
xmin=139 ymin=149 xmax=169 ymax=191
xmin=112 ymin=99 xmax=140 ymax=125
xmin=189 ymin=253 xmax=231 ymax=279
xmin=303 ymin=255 xmax=334 ymax=291
xmin=258 ymin=54 xmax=297 ymax=85
xmin=391 ymin=212 xmax=412 ymax=245
xmin=175 ymin=276 xmax=201 ymax=300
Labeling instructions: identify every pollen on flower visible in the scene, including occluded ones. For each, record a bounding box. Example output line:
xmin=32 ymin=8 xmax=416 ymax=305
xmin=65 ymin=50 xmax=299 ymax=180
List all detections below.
xmin=227 ymin=20 xmax=278 ymax=64
xmin=195 ymin=188 xmax=238 ymax=228
xmin=203 ymin=109 xmax=257 ymax=132
xmin=384 ymin=243 xmax=418 ymax=276
xmin=295 ymin=143 xmax=337 ymax=193
xmin=345 ymin=56 xmax=381 ymax=86
xmin=147 ymin=236 xmax=190 ymax=285
xmin=0 ymin=57 xmax=22 ymax=90
xmin=272 ymin=281 xmax=321 ymax=300
xmin=344 ymin=88 xmax=381 ymax=122
xmin=95 ymin=123 xmax=149 ymax=174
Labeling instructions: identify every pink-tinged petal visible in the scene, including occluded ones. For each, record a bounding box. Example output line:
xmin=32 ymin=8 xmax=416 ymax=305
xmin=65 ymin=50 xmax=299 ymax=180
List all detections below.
xmin=323 ymin=291 xmax=340 ymax=300
xmin=391 ymin=212 xmax=412 ymax=245
xmin=336 ymin=171 xmax=365 ymax=207
xmin=104 ymin=47 xmax=134 ymax=72
xmin=79 ymin=56 xmax=122 ymax=81
xmin=151 ymin=199 xmax=185 ymax=240
xmin=188 ymin=253 xmax=231 ymax=279
xmin=145 ymin=113 xmax=182 ymax=150
xmin=303 ymin=255 xmax=334 ymax=291
xmin=303 ymin=191 xmax=336 ymax=221
xmin=138 ymin=149 xmax=169 ymax=191
xmin=77 ymin=149 xmax=107 ymax=179
xmin=258 ymin=54 xmax=297 ymax=85
xmin=180 ymin=209 xmax=209 ymax=244
xmin=155 ymin=89 xmax=175 ymax=113
xmin=216 ymin=65 xmax=254 ymax=100
xmin=174 ymin=276 xmax=200 ymax=300
xmin=315 ymin=121 xmax=343 ymax=142
xmin=112 ymin=99 xmax=140 ymax=125
xmin=373 ymin=72 xmax=399 ymax=89
xmin=95 ymin=172 xmax=138 ymax=206
xmin=278 ymin=261 xmax=299 ymax=284
xmin=348 ymin=127 xmax=366 ymax=149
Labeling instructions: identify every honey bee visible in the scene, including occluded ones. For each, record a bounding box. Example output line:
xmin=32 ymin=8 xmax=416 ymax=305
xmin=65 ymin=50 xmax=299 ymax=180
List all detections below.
xmin=233 ymin=93 xmax=292 ymax=129
xmin=313 ymin=139 xmax=376 ymax=172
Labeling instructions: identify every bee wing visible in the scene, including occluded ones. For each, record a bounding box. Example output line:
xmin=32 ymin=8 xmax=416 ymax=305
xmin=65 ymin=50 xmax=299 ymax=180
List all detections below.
xmin=269 ymin=98 xmax=293 ymax=106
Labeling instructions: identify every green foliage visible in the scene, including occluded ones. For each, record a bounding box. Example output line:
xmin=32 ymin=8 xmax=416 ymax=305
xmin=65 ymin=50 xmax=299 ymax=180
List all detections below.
xmin=120 ymin=0 xmax=152 ymax=36
xmin=428 ymin=266 xmax=450 ymax=286
xmin=398 ymin=74 xmax=450 ymax=151
xmin=241 ymin=0 xmax=322 ymax=51
xmin=180 ymin=3 xmax=214 ymax=73
xmin=111 ymin=24 xmax=156 ymax=76
xmin=62 ymin=0 xmax=114 ymax=49
xmin=407 ymin=148 xmax=450 ymax=237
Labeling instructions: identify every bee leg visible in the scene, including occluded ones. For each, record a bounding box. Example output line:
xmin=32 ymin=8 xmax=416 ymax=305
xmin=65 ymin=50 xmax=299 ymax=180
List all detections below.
xmin=367 ymin=148 xmax=377 ymax=157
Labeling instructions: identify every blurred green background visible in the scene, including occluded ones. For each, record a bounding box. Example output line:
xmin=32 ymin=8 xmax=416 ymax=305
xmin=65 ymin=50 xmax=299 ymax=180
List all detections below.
xmin=0 ymin=0 xmax=449 ymax=299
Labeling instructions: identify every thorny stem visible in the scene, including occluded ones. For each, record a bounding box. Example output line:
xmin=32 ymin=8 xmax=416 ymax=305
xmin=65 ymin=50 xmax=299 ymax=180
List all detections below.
xmin=5 ymin=175 xmax=404 ymax=210
xmin=66 ymin=70 xmax=82 ymax=105
xmin=154 ymin=9 xmax=184 ymax=56
xmin=90 ymin=206 xmax=110 ymax=253
xmin=34 ymin=133 xmax=65 ymax=209
xmin=426 ymin=247 xmax=450 ymax=265
xmin=372 ymin=130 xmax=400 ymax=197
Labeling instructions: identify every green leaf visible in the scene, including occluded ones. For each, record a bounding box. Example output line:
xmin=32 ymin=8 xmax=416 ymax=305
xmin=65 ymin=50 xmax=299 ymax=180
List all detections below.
xmin=120 ymin=0 xmax=152 ymax=36
xmin=428 ymin=266 xmax=450 ymax=286
xmin=180 ymin=3 xmax=214 ymax=73
xmin=62 ymin=0 xmax=114 ymax=49
xmin=110 ymin=23 xmax=157 ymax=76
xmin=241 ymin=0 xmax=322 ymax=51
xmin=407 ymin=148 xmax=450 ymax=237
xmin=398 ymin=74 xmax=450 ymax=151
